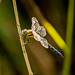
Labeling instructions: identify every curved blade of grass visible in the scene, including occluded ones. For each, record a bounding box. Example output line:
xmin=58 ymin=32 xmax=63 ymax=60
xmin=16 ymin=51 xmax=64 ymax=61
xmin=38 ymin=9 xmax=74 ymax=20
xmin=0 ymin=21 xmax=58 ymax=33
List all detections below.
xmin=63 ymin=0 xmax=74 ymax=75
xmin=66 ymin=0 xmax=74 ymax=49
xmin=42 ymin=21 xmax=68 ymax=51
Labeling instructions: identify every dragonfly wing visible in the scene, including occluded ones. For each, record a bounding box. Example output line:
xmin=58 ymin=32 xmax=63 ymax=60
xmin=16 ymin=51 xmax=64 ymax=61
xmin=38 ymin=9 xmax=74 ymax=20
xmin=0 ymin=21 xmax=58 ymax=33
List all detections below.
xmin=37 ymin=26 xmax=46 ymax=37
xmin=33 ymin=31 xmax=41 ymax=41
xmin=32 ymin=17 xmax=40 ymax=32
xmin=40 ymin=37 xmax=49 ymax=48
xmin=32 ymin=17 xmax=46 ymax=37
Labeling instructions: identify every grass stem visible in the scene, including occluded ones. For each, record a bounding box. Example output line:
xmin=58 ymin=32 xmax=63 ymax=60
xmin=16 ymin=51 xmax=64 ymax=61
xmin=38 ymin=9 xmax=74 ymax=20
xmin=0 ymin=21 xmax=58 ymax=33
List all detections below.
xmin=63 ymin=0 xmax=74 ymax=75
xmin=12 ymin=0 xmax=33 ymax=75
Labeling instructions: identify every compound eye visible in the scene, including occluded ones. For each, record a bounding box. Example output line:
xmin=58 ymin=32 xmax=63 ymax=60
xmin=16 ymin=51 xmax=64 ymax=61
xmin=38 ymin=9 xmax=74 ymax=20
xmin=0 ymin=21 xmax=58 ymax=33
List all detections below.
xmin=22 ymin=29 xmax=27 ymax=35
xmin=24 ymin=29 xmax=27 ymax=34
xmin=24 ymin=30 xmax=27 ymax=34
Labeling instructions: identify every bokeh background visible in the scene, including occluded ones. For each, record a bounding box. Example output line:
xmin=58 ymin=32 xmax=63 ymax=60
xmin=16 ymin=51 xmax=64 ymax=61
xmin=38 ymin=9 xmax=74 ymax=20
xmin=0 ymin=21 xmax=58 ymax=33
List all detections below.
xmin=0 ymin=0 xmax=74 ymax=75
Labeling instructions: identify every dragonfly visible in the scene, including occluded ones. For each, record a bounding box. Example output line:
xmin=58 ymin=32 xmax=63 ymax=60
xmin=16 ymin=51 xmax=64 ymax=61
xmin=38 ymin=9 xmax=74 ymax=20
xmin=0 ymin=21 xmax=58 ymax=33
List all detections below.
xmin=22 ymin=17 xmax=64 ymax=58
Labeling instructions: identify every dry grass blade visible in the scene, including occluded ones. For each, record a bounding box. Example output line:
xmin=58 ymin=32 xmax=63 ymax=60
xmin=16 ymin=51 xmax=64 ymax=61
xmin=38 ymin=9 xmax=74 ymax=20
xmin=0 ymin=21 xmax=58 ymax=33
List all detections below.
xmin=12 ymin=0 xmax=33 ymax=75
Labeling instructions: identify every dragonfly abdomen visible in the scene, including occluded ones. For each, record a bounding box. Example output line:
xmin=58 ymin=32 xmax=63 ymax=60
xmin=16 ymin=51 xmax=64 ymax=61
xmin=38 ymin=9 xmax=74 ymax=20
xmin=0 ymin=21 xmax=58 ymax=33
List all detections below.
xmin=48 ymin=44 xmax=64 ymax=58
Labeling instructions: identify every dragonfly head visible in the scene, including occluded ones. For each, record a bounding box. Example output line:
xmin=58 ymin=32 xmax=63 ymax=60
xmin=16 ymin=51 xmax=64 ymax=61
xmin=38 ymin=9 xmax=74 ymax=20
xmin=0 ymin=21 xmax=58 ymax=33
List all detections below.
xmin=22 ymin=29 xmax=27 ymax=35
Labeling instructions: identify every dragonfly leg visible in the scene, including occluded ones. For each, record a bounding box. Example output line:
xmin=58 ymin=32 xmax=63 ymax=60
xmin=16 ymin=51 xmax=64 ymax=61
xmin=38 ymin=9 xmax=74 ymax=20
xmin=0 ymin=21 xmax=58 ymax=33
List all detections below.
xmin=27 ymin=35 xmax=29 ymax=43
xmin=22 ymin=35 xmax=29 ymax=46
xmin=22 ymin=41 xmax=28 ymax=45
xmin=19 ymin=34 xmax=23 ymax=40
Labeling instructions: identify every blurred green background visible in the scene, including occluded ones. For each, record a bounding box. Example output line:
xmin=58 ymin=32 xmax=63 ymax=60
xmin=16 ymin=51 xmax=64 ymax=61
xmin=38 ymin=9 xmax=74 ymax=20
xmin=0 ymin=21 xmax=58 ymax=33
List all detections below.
xmin=0 ymin=0 xmax=74 ymax=75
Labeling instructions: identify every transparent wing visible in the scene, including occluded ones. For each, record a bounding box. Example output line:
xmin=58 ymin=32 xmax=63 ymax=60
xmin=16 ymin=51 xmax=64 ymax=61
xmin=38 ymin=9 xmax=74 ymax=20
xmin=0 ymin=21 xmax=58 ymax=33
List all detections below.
xmin=32 ymin=17 xmax=46 ymax=37
xmin=31 ymin=17 xmax=40 ymax=32
xmin=40 ymin=37 xmax=49 ymax=48
xmin=37 ymin=26 xmax=46 ymax=37
xmin=33 ymin=31 xmax=41 ymax=41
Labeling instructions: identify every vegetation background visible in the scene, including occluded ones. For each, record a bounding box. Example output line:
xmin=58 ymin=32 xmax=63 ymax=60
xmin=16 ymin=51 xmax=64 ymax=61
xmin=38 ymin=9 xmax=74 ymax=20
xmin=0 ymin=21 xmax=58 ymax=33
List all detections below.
xmin=0 ymin=0 xmax=74 ymax=75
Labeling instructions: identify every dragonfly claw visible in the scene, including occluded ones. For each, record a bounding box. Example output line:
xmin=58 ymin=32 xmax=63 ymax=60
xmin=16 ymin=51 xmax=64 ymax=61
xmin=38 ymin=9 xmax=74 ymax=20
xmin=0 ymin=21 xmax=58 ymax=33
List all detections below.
xmin=22 ymin=41 xmax=28 ymax=46
xmin=19 ymin=34 xmax=23 ymax=40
